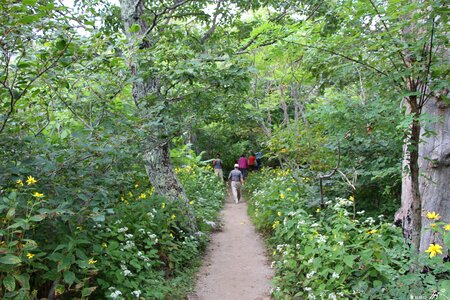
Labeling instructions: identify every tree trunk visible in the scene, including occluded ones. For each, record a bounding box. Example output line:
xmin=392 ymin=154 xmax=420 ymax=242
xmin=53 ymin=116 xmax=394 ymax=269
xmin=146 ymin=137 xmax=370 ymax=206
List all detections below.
xmin=143 ymin=140 xmax=197 ymax=231
xmin=417 ymin=95 xmax=450 ymax=252
xmin=396 ymin=94 xmax=450 ymax=252
xmin=119 ymin=0 xmax=197 ymax=232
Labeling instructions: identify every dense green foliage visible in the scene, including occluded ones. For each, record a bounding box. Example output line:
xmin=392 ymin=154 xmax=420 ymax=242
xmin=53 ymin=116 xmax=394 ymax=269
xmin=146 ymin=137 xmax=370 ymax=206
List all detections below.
xmin=1 ymin=160 xmax=224 ymax=298
xmin=245 ymin=169 xmax=450 ymax=299
xmin=1 ymin=0 xmax=448 ymax=298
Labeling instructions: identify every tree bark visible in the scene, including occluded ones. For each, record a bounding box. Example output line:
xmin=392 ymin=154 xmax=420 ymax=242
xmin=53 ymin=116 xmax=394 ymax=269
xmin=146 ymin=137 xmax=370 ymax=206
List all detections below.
xmin=119 ymin=0 xmax=197 ymax=232
xmin=396 ymin=93 xmax=450 ymax=252
xmin=417 ymin=94 xmax=450 ymax=252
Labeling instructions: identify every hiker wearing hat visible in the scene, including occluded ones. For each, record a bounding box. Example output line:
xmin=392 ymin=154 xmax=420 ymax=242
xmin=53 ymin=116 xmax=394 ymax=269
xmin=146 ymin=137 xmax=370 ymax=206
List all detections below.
xmin=228 ymin=163 xmax=244 ymax=204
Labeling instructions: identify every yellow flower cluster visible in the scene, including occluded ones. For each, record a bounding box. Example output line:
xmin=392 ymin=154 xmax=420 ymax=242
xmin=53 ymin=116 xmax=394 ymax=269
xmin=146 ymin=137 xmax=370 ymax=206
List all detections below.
xmin=33 ymin=192 xmax=44 ymax=198
xmin=426 ymin=211 xmax=441 ymax=220
xmin=272 ymin=220 xmax=280 ymax=229
xmin=425 ymin=243 xmax=443 ymax=258
xmin=26 ymin=176 xmax=37 ymax=185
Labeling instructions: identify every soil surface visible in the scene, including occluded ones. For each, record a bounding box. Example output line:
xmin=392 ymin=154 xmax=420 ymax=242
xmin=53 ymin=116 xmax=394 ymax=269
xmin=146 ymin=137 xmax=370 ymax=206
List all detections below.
xmin=190 ymin=190 xmax=274 ymax=300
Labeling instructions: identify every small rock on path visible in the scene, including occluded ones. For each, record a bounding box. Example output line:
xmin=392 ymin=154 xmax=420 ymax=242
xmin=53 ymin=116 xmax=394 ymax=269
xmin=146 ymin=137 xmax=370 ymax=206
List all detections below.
xmin=191 ymin=191 xmax=274 ymax=300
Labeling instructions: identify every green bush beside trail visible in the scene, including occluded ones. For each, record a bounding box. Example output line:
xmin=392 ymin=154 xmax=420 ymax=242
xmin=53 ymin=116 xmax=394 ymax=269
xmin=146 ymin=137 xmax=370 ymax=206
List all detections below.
xmin=245 ymin=168 xmax=450 ymax=300
xmin=0 ymin=165 xmax=225 ymax=299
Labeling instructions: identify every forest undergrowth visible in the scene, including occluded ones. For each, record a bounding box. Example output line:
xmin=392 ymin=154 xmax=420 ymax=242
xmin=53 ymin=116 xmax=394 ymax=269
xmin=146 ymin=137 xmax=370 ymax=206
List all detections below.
xmin=245 ymin=168 xmax=450 ymax=300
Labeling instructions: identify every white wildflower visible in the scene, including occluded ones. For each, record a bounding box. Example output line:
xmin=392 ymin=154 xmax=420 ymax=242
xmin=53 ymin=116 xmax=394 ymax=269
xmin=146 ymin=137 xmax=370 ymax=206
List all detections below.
xmin=306 ymin=271 xmax=316 ymax=279
xmin=131 ymin=290 xmax=142 ymax=298
xmin=110 ymin=290 xmax=122 ymax=299
xmin=205 ymin=220 xmax=216 ymax=227
xmin=317 ymin=234 xmax=327 ymax=244
xmin=328 ymin=293 xmax=337 ymax=300
xmin=118 ymin=227 xmax=128 ymax=233
xmin=125 ymin=233 xmax=134 ymax=239
xmin=304 ymin=287 xmax=312 ymax=292
xmin=332 ymin=272 xmax=339 ymax=279
xmin=356 ymin=210 xmax=365 ymax=215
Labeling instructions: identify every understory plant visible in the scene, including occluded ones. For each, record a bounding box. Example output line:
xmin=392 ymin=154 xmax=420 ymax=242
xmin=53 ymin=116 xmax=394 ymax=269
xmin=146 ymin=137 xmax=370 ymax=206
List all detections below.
xmin=0 ymin=164 xmax=225 ymax=299
xmin=245 ymin=168 xmax=450 ymax=300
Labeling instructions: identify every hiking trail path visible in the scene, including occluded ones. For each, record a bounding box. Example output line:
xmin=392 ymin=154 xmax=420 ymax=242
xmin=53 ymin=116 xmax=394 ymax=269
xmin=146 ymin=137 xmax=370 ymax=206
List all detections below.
xmin=190 ymin=189 xmax=274 ymax=300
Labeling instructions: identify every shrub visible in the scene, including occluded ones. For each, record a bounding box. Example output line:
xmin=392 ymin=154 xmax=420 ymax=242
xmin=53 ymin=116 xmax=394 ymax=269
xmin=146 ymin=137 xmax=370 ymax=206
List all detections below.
xmin=245 ymin=168 xmax=450 ymax=300
xmin=0 ymin=165 xmax=225 ymax=299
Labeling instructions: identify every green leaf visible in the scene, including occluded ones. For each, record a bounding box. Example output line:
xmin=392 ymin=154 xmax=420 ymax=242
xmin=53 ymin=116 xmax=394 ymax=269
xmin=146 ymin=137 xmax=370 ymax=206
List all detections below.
xmin=57 ymin=254 xmax=74 ymax=272
xmin=55 ymin=39 xmax=67 ymax=50
xmin=63 ymin=271 xmax=76 ymax=286
xmin=81 ymin=287 xmax=96 ymax=297
xmin=29 ymin=214 xmax=46 ymax=222
xmin=91 ymin=213 xmax=105 ymax=222
xmin=343 ymin=255 xmax=356 ymax=268
xmin=13 ymin=274 xmax=30 ymax=291
xmin=6 ymin=207 xmax=15 ymax=220
xmin=3 ymin=274 xmax=15 ymax=292
xmin=129 ymin=24 xmax=140 ymax=33
xmin=23 ymin=0 xmax=37 ymax=5
xmin=19 ymin=15 xmax=39 ymax=24
xmin=0 ymin=254 xmax=22 ymax=265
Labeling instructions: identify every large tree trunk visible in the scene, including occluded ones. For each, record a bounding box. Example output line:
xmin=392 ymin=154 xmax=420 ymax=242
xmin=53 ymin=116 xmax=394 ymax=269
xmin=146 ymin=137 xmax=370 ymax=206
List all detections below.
xmin=396 ymin=93 xmax=450 ymax=252
xmin=120 ymin=0 xmax=197 ymax=232
xmin=417 ymin=95 xmax=450 ymax=252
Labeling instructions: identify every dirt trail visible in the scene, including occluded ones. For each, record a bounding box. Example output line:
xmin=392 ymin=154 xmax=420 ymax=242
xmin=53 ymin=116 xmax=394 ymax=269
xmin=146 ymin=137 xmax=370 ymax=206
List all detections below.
xmin=191 ymin=191 xmax=274 ymax=300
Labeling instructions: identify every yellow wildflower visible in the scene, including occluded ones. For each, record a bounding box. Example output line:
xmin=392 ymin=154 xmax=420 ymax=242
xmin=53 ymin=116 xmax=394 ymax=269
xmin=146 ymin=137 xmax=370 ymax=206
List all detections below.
xmin=349 ymin=196 xmax=354 ymax=202
xmin=279 ymin=193 xmax=285 ymax=199
xmin=430 ymin=223 xmax=437 ymax=228
xmin=277 ymin=211 xmax=281 ymax=217
xmin=138 ymin=193 xmax=147 ymax=199
xmin=287 ymin=188 xmax=292 ymax=192
xmin=170 ymin=233 xmax=174 ymax=238
xmin=367 ymin=229 xmax=378 ymax=234
xmin=161 ymin=203 xmax=166 ymax=209
xmin=316 ymin=208 xmax=320 ymax=213
xmin=16 ymin=179 xmax=24 ymax=187
xmin=102 ymin=243 xmax=108 ymax=248
xmin=135 ymin=184 xmax=139 ymax=188
xmin=425 ymin=243 xmax=443 ymax=258
xmin=33 ymin=192 xmax=44 ymax=198
xmin=426 ymin=211 xmax=441 ymax=220
xmin=26 ymin=176 xmax=37 ymax=185
xmin=189 ymin=201 xmax=194 ymax=205
xmin=171 ymin=214 xmax=176 ymax=220
xmin=88 ymin=258 xmax=97 ymax=264
xmin=26 ymin=253 xmax=35 ymax=259
xmin=272 ymin=220 xmax=280 ymax=229
xmin=444 ymin=224 xmax=450 ymax=231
